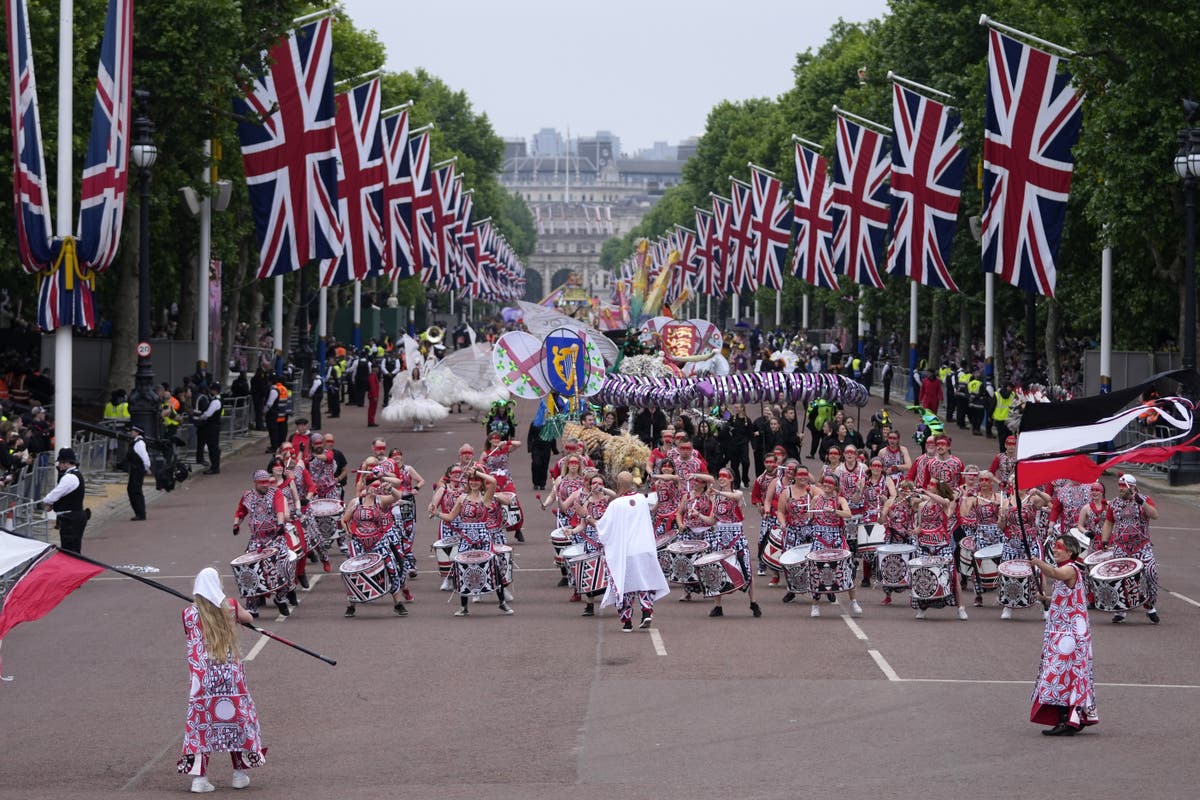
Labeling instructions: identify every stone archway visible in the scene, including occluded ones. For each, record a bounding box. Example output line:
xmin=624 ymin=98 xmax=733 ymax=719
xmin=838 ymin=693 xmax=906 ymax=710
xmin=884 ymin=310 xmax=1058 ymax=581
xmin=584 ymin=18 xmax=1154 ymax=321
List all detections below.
xmin=551 ymin=268 xmax=575 ymax=290
xmin=523 ymin=269 xmax=544 ymax=301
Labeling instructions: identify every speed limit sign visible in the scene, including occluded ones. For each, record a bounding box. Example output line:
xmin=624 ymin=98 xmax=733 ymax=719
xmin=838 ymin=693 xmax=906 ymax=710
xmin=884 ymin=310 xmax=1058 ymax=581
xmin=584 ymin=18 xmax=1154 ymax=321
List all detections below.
xmin=136 ymin=341 xmax=152 ymax=358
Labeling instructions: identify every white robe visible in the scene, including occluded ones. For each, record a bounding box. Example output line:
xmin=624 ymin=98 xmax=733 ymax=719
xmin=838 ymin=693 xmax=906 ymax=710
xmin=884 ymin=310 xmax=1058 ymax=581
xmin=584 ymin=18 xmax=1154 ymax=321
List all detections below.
xmin=597 ymin=492 xmax=670 ymax=607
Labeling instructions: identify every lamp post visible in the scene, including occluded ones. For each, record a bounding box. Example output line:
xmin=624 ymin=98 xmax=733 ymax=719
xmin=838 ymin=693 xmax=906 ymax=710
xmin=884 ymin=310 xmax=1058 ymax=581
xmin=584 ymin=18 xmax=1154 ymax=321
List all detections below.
xmin=128 ymin=95 xmax=159 ymax=441
xmin=1175 ymin=124 xmax=1200 ymax=371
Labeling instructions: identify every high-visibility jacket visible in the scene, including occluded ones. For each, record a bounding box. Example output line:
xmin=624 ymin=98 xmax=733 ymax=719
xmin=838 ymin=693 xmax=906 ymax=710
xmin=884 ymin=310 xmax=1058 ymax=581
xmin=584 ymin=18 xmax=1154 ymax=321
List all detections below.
xmin=992 ymin=391 xmax=1014 ymax=421
xmin=103 ymin=401 xmax=130 ymax=419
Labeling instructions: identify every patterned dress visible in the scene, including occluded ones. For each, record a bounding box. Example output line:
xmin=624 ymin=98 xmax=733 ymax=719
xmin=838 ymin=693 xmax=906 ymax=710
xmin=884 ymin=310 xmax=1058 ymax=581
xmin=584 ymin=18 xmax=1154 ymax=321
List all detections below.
xmin=1031 ymin=562 xmax=1099 ymax=729
xmin=879 ymin=446 xmax=907 ymax=478
xmin=1051 ymin=479 xmax=1090 ymax=533
xmin=177 ymin=602 xmax=266 ymax=776
xmin=347 ymin=498 xmax=404 ymax=594
xmin=234 ymin=488 xmax=291 ymax=609
xmin=808 ymin=494 xmax=847 ymax=551
xmin=779 ymin=486 xmax=813 ymax=550
xmin=713 ymin=493 xmax=751 ymax=589
xmin=555 ymin=476 xmax=585 ymax=535
xmin=651 ymin=478 xmax=682 ymax=538
xmin=455 ymin=497 xmax=492 ymax=552
xmin=308 ymin=451 xmax=340 ymax=500
xmin=680 ymin=494 xmax=716 ymax=548
xmin=926 ymin=455 xmax=965 ymax=488
xmin=578 ymin=494 xmax=610 ymax=554
xmin=1105 ymin=495 xmax=1158 ymax=608
xmin=971 ymin=494 xmax=1004 ymax=596
xmin=391 ymin=465 xmax=418 ymax=575
xmin=1002 ymin=502 xmax=1043 ymax=562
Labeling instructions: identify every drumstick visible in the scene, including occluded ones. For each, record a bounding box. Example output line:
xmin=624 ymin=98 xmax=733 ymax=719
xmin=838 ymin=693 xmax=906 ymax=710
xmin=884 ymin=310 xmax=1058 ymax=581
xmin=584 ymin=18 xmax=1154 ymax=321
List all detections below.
xmin=51 ymin=543 xmax=337 ymax=666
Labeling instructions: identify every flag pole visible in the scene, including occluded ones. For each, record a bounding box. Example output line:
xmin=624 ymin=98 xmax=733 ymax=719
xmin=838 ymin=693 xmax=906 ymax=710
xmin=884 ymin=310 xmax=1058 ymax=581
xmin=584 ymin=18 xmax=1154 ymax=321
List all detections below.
xmin=791 ymin=134 xmax=823 ymax=151
xmin=887 ymin=71 xmax=955 ymax=101
xmin=1100 ymin=237 xmax=1113 ymax=393
xmin=978 ymin=14 xmax=1076 ymax=57
xmin=12 ymin=536 xmax=337 ymax=666
xmin=317 ymin=285 xmax=328 ymax=375
xmin=352 ymin=281 xmax=362 ymax=347
xmin=54 ymin=0 xmax=75 ymax=447
xmin=832 ymin=105 xmax=893 ymax=134
xmin=273 ymin=275 xmax=284 ymax=372
xmin=909 ymin=280 xmax=919 ymax=401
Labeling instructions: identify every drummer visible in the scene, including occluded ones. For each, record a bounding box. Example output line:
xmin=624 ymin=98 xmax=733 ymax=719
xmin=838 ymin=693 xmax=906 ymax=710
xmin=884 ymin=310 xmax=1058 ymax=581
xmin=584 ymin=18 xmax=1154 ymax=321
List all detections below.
xmin=988 ymin=435 xmax=1018 ymax=487
xmin=267 ymin=457 xmax=308 ymax=600
xmin=340 ymin=467 xmax=408 ymax=618
xmin=960 ymin=470 xmax=1007 ymax=607
xmin=648 ymin=459 xmax=684 ymax=539
xmin=1074 ymin=482 xmax=1107 ymax=553
xmin=428 ymin=465 xmax=466 ymax=591
xmin=564 ymin=474 xmax=616 ymax=617
xmin=750 ymin=452 xmax=782 ymax=578
xmin=878 ymin=481 xmax=919 ymax=605
xmin=387 ymin=448 xmax=425 ymax=582
xmin=231 ymin=469 xmax=293 ymax=619
xmin=801 ymin=474 xmax=863 ymax=618
xmin=675 ymin=473 xmax=717 ymax=602
xmin=878 ymin=429 xmax=912 ymax=479
xmin=858 ymin=456 xmax=897 ymax=587
xmin=671 ymin=434 xmax=709 ymax=493
xmin=912 ymin=480 xmax=968 ymax=620
xmin=835 ymin=446 xmax=868 ymax=585
xmin=708 ymin=468 xmax=761 ymax=618
xmin=1100 ymin=474 xmax=1160 ymax=624
xmin=434 ymin=468 xmax=512 ymax=616
xmin=482 ymin=432 xmax=525 ymax=542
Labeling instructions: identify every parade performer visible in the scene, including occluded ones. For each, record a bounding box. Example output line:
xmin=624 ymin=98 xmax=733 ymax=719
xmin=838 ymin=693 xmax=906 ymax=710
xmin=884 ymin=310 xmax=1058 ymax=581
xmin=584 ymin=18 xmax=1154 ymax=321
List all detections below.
xmin=879 ymin=482 xmax=919 ymax=605
xmin=750 ymin=452 xmax=782 ymax=577
xmin=1048 ymin=477 xmax=1090 ymax=536
xmin=1100 ymin=474 xmax=1161 ymax=624
xmin=482 ymin=432 xmax=525 ymax=542
xmin=429 ymin=465 xmax=466 ymax=591
xmin=912 ymin=480 xmax=968 ymax=620
xmin=859 ymin=457 xmax=897 ymax=587
xmin=340 ymin=467 xmax=408 ymax=618
xmin=988 ymin=435 xmax=1018 ymax=487
xmin=381 ymin=363 xmax=448 ymax=432
xmin=675 ymin=474 xmax=716 ymax=602
xmin=774 ymin=461 xmax=813 ymax=553
xmin=708 ymin=468 xmax=761 ymax=618
xmin=598 ymin=471 xmax=671 ymax=631
xmin=232 ymin=470 xmax=293 ymax=618
xmin=960 ymin=470 xmax=1007 ymax=607
xmin=177 ymin=569 xmax=266 ymax=793
xmin=267 ymin=457 xmax=308 ymax=598
xmin=926 ymin=435 xmax=965 ymax=487
xmin=796 ymin=474 xmax=863 ymax=617
xmin=435 ymin=469 xmax=513 ymax=616
xmin=387 ymin=448 xmax=425 ymax=584
xmin=1074 ymin=483 xmax=1108 ymax=552
xmin=1029 ymin=535 xmax=1099 ymax=735
xmin=566 ymin=474 xmax=617 ymax=617
xmin=670 ymin=433 xmax=708 ymax=492
xmin=648 ymin=459 xmax=683 ymax=538
xmin=835 ymin=446 xmax=869 ymax=585
xmin=878 ymin=430 xmax=912 ymax=480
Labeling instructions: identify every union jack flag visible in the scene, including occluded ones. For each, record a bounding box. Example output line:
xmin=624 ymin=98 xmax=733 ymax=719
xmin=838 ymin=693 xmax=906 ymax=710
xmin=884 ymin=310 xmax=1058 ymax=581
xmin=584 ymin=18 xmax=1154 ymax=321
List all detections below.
xmin=981 ymin=29 xmax=1083 ymax=297
xmin=428 ymin=163 xmax=459 ymax=289
xmin=455 ymin=189 xmax=476 ymax=292
xmin=727 ymin=179 xmax=756 ymax=293
xmin=318 ymin=79 xmax=385 ymax=287
xmin=790 ymin=141 xmax=838 ymax=290
xmin=408 ymin=131 xmax=437 ymax=279
xmin=831 ymin=115 xmax=890 ymax=288
xmin=693 ymin=208 xmax=721 ymax=297
xmin=381 ymin=108 xmax=414 ymax=278
xmin=748 ymin=166 xmax=792 ymax=291
xmin=235 ymin=17 xmax=339 ymax=279
xmin=709 ymin=195 xmax=732 ymax=298
xmin=7 ymin=0 xmax=57 ymax=273
xmin=886 ymin=84 xmax=966 ymax=291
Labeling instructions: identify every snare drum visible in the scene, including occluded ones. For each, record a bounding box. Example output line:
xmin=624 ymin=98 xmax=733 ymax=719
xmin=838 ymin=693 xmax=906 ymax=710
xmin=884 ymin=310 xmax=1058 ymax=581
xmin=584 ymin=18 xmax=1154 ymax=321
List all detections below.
xmin=308 ymin=499 xmax=344 ymax=547
xmin=907 ymin=557 xmax=955 ymax=606
xmin=493 ymin=543 xmax=514 ymax=587
xmin=562 ymin=543 xmax=588 ymax=589
xmin=453 ymin=550 xmax=497 ymax=596
xmin=662 ymin=540 xmax=710 ymax=585
xmin=805 ymin=548 xmax=854 ymax=594
xmin=395 ymin=499 xmax=416 ymax=523
xmin=856 ymin=523 xmax=887 ymax=556
xmin=340 ymin=553 xmax=389 ymax=603
xmin=432 ymin=536 xmax=461 ymax=578
xmin=997 ymin=559 xmax=1036 ymax=609
xmin=655 ymin=530 xmax=678 ymax=552
xmin=957 ymin=535 xmax=977 ymax=579
xmin=761 ymin=525 xmax=787 ymax=572
xmin=504 ymin=503 xmax=523 ymax=530
xmin=694 ymin=550 xmax=747 ymax=597
xmin=1082 ymin=549 xmax=1115 ymax=572
xmin=876 ymin=544 xmax=916 ymax=589
xmin=1089 ymin=557 xmax=1149 ymax=612
xmin=567 ymin=550 xmax=608 ymax=596
xmin=779 ymin=545 xmax=813 ymax=593
xmin=283 ymin=522 xmax=305 ymax=561
xmin=972 ymin=543 xmax=1004 ymax=590
xmin=231 ymin=547 xmax=288 ymax=598
xmin=550 ymin=528 xmax=572 ymax=568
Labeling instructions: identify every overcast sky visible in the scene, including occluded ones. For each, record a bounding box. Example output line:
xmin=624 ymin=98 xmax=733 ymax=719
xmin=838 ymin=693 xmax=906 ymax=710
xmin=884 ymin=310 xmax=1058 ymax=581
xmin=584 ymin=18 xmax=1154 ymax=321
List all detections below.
xmin=342 ymin=0 xmax=890 ymax=155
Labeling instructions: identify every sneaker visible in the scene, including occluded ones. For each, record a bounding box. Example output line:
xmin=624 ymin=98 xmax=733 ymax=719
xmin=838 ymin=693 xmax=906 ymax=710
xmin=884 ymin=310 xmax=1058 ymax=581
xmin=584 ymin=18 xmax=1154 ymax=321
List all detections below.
xmin=557 ymin=576 xmax=570 ymax=587
xmin=297 ymin=574 xmax=310 ymax=589
xmin=393 ymin=603 xmax=408 ymax=617
xmin=1147 ymin=610 xmax=1161 ymax=624
xmin=470 ymin=594 xmax=480 ymax=603
xmin=756 ymin=568 xmax=766 ymax=577
xmin=639 ymin=613 xmax=653 ymax=629
xmin=860 ymin=577 xmax=871 ymax=588
xmin=440 ymin=577 xmax=452 ymax=591
xmin=190 ymin=777 xmax=216 ymax=793
xmin=454 ymin=607 xmax=470 ymax=617
xmin=709 ymin=606 xmax=724 ymax=617
xmin=957 ymin=607 xmax=969 ymax=621
xmin=581 ymin=604 xmax=595 ymax=617
xmin=402 ymin=588 xmax=414 ymax=601
xmin=1001 ymin=607 xmax=1013 ymax=620
xmin=915 ymin=609 xmax=926 ymax=620
xmin=810 ymin=605 xmax=821 ymax=618
xmin=286 ymin=591 xmax=299 ymax=606
xmin=880 ymin=595 xmax=892 ymax=606
xmin=750 ymin=602 xmax=762 ymax=618
xmin=323 ymin=561 xmax=332 ymax=573
xmin=276 ymin=602 xmax=290 ymax=617
xmin=850 ymin=600 xmax=863 ymax=617
xmin=768 ymin=576 xmax=780 ymax=586
xmin=498 ymin=603 xmax=514 ymax=615
xmin=514 ymin=531 xmax=525 ymax=542
xmin=1112 ymin=613 xmax=1126 ymax=624
xmin=622 ymin=621 xmax=633 ymax=632
xmin=344 ymin=605 xmax=356 ymax=618
xmin=782 ymin=592 xmax=796 ymax=604
xmin=503 ymin=588 xmax=514 ymax=602
xmin=247 ymin=607 xmax=260 ymax=619
xmin=231 ymin=770 xmax=250 ymax=790
xmin=973 ymin=595 xmax=983 ymax=607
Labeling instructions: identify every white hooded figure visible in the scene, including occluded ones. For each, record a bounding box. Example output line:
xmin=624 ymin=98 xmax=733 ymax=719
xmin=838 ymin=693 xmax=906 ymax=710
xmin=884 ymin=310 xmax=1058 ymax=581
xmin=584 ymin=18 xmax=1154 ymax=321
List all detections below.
xmin=597 ymin=472 xmax=670 ymax=616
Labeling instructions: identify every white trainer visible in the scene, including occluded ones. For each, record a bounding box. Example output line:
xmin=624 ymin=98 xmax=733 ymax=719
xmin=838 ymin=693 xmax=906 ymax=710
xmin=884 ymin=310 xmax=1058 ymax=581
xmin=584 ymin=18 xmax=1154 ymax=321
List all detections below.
xmin=810 ymin=605 xmax=820 ymax=618
xmin=850 ymin=600 xmax=863 ymax=617
xmin=915 ymin=609 xmax=926 ymax=620
xmin=439 ymin=577 xmax=452 ymax=592
xmin=1001 ymin=607 xmax=1013 ymax=620
xmin=190 ymin=777 xmax=215 ymax=793
xmin=957 ymin=606 xmax=969 ymax=621
xmin=231 ymin=770 xmax=250 ymax=789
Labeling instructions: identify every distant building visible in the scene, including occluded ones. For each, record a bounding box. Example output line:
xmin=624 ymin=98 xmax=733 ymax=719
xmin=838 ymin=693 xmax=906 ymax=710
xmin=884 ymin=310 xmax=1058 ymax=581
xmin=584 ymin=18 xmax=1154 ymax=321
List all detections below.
xmin=501 ymin=128 xmax=694 ymax=301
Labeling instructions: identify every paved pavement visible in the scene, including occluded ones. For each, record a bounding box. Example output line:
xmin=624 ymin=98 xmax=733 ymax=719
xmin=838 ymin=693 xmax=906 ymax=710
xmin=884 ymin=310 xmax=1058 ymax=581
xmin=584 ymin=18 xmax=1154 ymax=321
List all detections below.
xmin=1 ymin=391 xmax=1198 ymax=799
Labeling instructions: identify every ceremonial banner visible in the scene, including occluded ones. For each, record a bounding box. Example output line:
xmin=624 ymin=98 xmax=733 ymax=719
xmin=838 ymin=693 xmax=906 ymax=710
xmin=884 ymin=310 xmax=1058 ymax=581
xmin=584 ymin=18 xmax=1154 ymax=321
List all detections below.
xmin=831 ymin=114 xmax=890 ymax=288
xmin=790 ymin=140 xmax=838 ymax=290
xmin=381 ymin=108 xmax=414 ymax=278
xmin=748 ymin=166 xmax=792 ymax=291
xmin=544 ymin=328 xmax=586 ymax=398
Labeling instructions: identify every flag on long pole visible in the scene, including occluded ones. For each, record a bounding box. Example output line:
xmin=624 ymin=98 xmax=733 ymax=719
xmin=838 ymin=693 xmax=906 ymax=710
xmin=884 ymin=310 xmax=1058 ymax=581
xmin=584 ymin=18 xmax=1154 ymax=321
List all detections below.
xmin=830 ymin=110 xmax=891 ymax=289
xmin=790 ymin=139 xmax=838 ymax=290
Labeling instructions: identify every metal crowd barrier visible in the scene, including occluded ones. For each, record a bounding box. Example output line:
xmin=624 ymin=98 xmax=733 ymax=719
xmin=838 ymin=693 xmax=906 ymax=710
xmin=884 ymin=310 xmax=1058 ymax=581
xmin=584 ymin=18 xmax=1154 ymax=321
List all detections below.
xmin=1 ymin=498 xmax=53 ymax=542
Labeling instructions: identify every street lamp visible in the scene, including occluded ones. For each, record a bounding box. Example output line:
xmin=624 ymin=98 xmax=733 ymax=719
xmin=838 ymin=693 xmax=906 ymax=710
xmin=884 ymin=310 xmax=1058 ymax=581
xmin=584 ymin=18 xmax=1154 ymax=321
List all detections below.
xmin=128 ymin=93 xmax=160 ymax=441
xmin=1169 ymin=108 xmax=1200 ymax=485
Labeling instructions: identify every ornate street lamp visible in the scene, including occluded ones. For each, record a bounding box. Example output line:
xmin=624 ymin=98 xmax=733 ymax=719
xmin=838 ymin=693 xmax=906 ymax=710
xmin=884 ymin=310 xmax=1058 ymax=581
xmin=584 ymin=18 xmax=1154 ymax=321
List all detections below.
xmin=128 ymin=92 xmax=160 ymax=441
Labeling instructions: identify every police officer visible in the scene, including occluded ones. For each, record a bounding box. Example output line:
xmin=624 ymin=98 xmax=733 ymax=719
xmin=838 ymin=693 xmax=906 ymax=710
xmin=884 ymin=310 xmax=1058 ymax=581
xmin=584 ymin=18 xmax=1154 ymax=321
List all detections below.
xmin=195 ymin=383 xmax=223 ymax=474
xmin=40 ymin=448 xmax=90 ymax=552
xmin=128 ymin=426 xmax=151 ymax=520
xmin=325 ymin=357 xmax=343 ymax=419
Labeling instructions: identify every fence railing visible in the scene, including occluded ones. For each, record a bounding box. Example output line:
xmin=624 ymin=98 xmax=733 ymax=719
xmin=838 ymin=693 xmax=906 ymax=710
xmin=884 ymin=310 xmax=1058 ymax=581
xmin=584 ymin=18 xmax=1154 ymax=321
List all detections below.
xmin=0 ymin=498 xmax=53 ymax=542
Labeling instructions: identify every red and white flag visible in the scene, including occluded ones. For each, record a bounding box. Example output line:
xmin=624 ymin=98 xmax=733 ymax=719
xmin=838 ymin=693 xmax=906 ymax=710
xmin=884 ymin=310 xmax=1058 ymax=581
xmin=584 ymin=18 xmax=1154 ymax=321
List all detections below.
xmin=748 ymin=165 xmax=792 ymax=291
xmin=790 ymin=140 xmax=838 ymax=290
xmin=831 ymin=114 xmax=890 ymax=288
xmin=727 ymin=178 xmax=756 ymax=293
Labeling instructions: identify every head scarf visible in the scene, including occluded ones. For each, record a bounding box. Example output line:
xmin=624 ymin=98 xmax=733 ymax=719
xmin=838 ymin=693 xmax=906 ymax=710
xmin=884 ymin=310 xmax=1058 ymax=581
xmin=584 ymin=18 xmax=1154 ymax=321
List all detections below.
xmin=193 ymin=567 xmax=226 ymax=607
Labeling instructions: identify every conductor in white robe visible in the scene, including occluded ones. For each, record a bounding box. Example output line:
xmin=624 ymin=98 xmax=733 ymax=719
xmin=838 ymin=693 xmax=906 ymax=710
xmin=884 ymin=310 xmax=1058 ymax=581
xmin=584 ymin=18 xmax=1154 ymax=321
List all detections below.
xmin=598 ymin=471 xmax=671 ymax=631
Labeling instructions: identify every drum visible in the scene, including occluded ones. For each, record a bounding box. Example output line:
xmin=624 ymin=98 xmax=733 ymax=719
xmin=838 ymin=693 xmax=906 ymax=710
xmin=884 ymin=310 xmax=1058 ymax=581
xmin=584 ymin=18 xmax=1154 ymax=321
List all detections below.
xmin=855 ymin=523 xmax=887 ymax=556
xmin=876 ymin=544 xmax=916 ymax=589
xmin=432 ymin=536 xmax=461 ymax=578
xmin=231 ymin=547 xmax=288 ymax=598
xmin=308 ymin=499 xmax=344 ymax=548
xmin=283 ymin=522 xmax=305 ymax=561
xmin=309 ymin=498 xmax=344 ymax=518
xmin=395 ymin=499 xmax=416 ymax=523
xmin=562 ymin=543 xmax=588 ymax=589
xmin=655 ymin=530 xmax=678 ymax=552
xmin=957 ymin=535 xmax=977 ymax=579
xmin=1089 ymin=557 xmax=1149 ymax=612
xmin=493 ymin=543 xmax=514 ymax=587
xmin=779 ymin=545 xmax=813 ymax=594
xmin=805 ymin=548 xmax=854 ymax=594
xmin=972 ymin=543 xmax=1004 ymax=590
xmin=694 ymin=550 xmax=747 ymax=597
xmin=997 ymin=559 xmax=1036 ymax=609
xmin=907 ymin=557 xmax=955 ymax=605
xmin=567 ymin=550 xmax=608 ymax=596
xmin=453 ymin=550 xmax=497 ymax=596
xmin=761 ymin=525 xmax=787 ymax=572
xmin=339 ymin=553 xmax=389 ymax=603
xmin=505 ymin=503 xmax=523 ymax=530
xmin=550 ymin=528 xmax=572 ymax=569
xmin=1082 ymin=549 xmax=1115 ymax=572
xmin=662 ymin=540 xmax=710 ymax=585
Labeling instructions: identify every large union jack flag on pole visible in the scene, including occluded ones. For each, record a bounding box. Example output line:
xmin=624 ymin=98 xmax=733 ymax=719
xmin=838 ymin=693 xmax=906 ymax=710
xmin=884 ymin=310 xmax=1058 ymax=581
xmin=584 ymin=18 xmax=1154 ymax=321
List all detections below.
xmin=408 ymin=130 xmax=436 ymax=280
xmin=831 ymin=113 xmax=890 ymax=289
xmin=235 ymin=17 xmax=339 ymax=280
xmin=427 ymin=161 xmax=459 ymax=289
xmin=886 ymin=83 xmax=966 ymax=291
xmin=981 ymin=28 xmax=1083 ymax=297
xmin=727 ymin=178 xmax=756 ymax=293
xmin=693 ymin=207 xmax=723 ymax=298
xmin=748 ymin=165 xmax=792 ymax=291
xmin=708 ymin=195 xmax=732 ymax=298
xmin=319 ymin=78 xmax=385 ymax=287
xmin=381 ymin=107 xmax=414 ymax=279
xmin=790 ymin=140 xmax=838 ymax=290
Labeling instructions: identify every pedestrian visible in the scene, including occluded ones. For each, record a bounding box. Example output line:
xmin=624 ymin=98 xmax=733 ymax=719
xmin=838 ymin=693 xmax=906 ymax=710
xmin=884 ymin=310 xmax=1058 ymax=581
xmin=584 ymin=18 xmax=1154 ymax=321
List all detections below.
xmin=366 ymin=363 xmax=380 ymax=427
xmin=527 ymin=404 xmax=557 ymax=491
xmin=39 ymin=448 xmax=89 ymax=553
xmin=127 ymin=425 xmax=151 ymax=520
xmin=307 ymin=369 xmax=324 ymax=430
xmin=881 ymin=359 xmax=894 ymax=406
xmin=1028 ymin=535 xmax=1099 ymax=735
xmin=177 ymin=568 xmax=267 ymax=792
xmin=597 ymin=471 xmax=671 ymax=631
xmin=195 ymin=384 xmax=222 ymax=474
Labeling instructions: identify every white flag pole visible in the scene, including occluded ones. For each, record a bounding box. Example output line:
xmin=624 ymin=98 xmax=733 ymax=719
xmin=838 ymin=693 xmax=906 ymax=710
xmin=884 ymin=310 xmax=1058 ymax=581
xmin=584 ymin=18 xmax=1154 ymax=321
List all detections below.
xmin=273 ymin=275 xmax=284 ymax=369
xmin=54 ymin=0 xmax=75 ymax=442
xmin=1100 ymin=240 xmax=1112 ymax=392
xmin=352 ymin=281 xmax=362 ymax=347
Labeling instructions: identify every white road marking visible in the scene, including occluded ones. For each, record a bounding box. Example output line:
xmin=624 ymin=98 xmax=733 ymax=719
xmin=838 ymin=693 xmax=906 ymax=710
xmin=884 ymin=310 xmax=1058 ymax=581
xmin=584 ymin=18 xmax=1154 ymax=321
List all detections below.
xmin=841 ymin=614 xmax=868 ymax=640
xmin=868 ymin=649 xmax=900 ymax=682
xmin=1169 ymin=590 xmax=1200 ymax=608
xmin=649 ymin=628 xmax=667 ymax=656
xmin=244 ymin=629 xmax=273 ymax=662
xmin=122 ymin=737 xmax=178 ymax=791
xmin=301 ymin=574 xmax=323 ymax=592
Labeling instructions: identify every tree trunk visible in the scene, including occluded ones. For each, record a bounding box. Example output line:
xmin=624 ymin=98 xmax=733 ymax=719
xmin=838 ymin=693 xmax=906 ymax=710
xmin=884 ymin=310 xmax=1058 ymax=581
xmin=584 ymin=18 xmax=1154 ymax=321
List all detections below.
xmin=177 ymin=253 xmax=197 ymax=343
xmin=221 ymin=235 xmax=252 ymax=381
xmin=928 ymin=292 xmax=943 ymax=368
xmin=958 ymin=297 xmax=970 ymax=366
xmin=105 ymin=231 xmax=139 ymax=397
xmin=282 ymin=270 xmax=302 ymax=360
xmin=1044 ymin=297 xmax=1060 ymax=387
xmin=247 ymin=278 xmax=264 ymax=349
